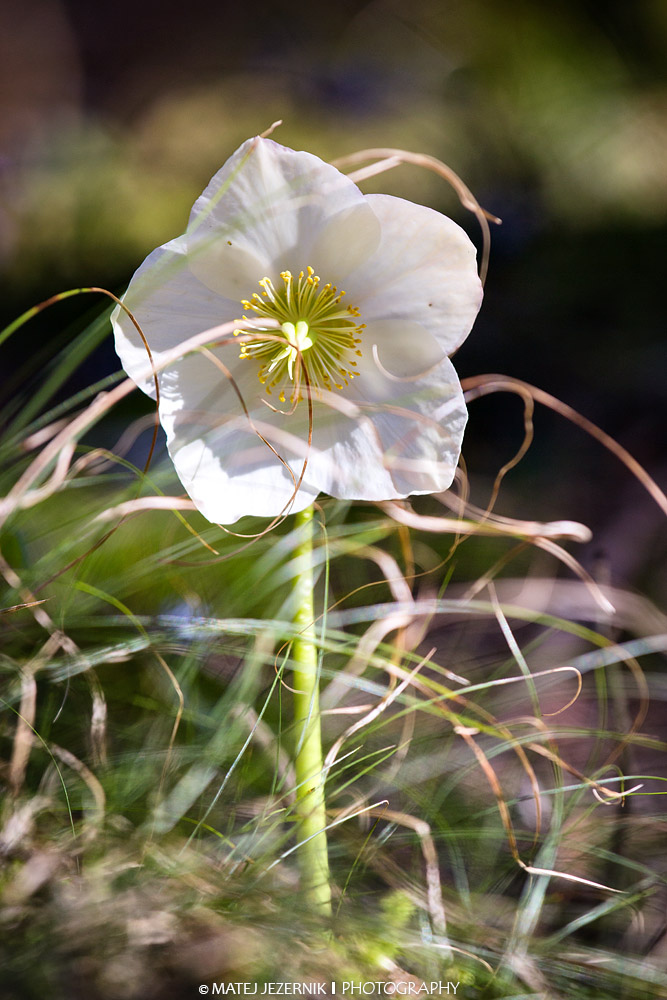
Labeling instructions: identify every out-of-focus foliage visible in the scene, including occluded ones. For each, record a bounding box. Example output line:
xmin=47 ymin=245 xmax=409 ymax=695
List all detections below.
xmin=3 ymin=0 xmax=667 ymax=294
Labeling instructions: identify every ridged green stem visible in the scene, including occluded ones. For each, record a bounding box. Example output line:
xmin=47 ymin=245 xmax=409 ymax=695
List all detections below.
xmin=292 ymin=504 xmax=332 ymax=915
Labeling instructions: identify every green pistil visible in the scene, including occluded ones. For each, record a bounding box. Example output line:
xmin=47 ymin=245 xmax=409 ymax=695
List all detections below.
xmin=235 ymin=267 xmax=364 ymax=401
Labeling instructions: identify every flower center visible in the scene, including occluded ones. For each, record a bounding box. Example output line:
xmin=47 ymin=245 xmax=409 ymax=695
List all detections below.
xmin=234 ymin=266 xmax=364 ymax=402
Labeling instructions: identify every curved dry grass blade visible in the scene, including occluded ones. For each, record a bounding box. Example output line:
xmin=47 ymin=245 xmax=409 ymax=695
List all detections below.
xmin=1 ymin=600 xmax=47 ymax=616
xmin=0 ymin=318 xmax=248 ymax=528
xmin=149 ymin=649 xmax=186 ymax=833
xmin=319 ymin=612 xmax=413 ymax=707
xmin=1 ymin=286 xmax=161 ymax=468
xmin=333 ymin=146 xmax=501 ymax=284
xmin=9 ymin=651 xmax=44 ymax=794
xmin=371 ymin=806 xmax=449 ymax=941
xmin=487 ymin=390 xmax=535 ymax=516
xmin=0 ymin=797 xmax=52 ymax=855
xmin=328 ymin=801 xmax=449 ymax=942
xmin=463 ymin=374 xmax=667 ymax=518
xmin=94 ymin=497 xmax=198 ymax=521
xmin=523 ymin=737 xmax=634 ymax=804
xmin=517 ymin=860 xmax=622 ymax=894
xmin=353 ymin=544 xmax=415 ymax=606
xmin=383 ymin=499 xmax=614 ymax=616
xmin=323 ymin=649 xmax=434 ymax=777
xmin=455 ymin=725 xmax=521 ymax=863
xmin=1 ymin=551 xmax=108 ymax=773
xmin=49 ymin=743 xmax=106 ymax=836
xmin=381 ymin=499 xmax=591 ymax=543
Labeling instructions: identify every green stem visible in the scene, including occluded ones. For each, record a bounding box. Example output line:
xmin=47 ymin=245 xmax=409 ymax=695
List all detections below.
xmin=292 ymin=504 xmax=332 ymax=915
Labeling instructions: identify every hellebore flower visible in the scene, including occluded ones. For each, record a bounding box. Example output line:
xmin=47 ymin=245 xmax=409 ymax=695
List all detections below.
xmin=112 ymin=137 xmax=483 ymax=524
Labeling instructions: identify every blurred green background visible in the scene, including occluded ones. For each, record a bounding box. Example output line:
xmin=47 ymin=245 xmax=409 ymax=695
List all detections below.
xmin=2 ymin=0 xmax=666 ymax=594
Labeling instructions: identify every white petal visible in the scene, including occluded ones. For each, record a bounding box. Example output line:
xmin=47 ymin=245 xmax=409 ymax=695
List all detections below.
xmin=280 ymin=328 xmax=465 ymax=502
xmin=307 ymin=202 xmax=381 ymax=280
xmin=187 ymin=200 xmax=380 ymax=299
xmin=156 ymin=347 xmax=396 ymax=521
xmin=303 ymin=402 xmax=398 ymax=501
xmin=364 ymin=360 xmax=468 ymax=496
xmin=359 ymin=319 xmax=445 ymax=388
xmin=112 ymin=238 xmax=240 ymax=398
xmin=134 ymin=336 xmax=465 ymax=521
xmin=308 ymin=325 xmax=467 ymax=500
xmin=347 ymin=193 xmax=483 ymax=356
xmin=167 ymin=418 xmax=320 ymax=524
xmin=157 ymin=349 xmax=321 ymax=523
xmin=185 ymin=137 xmax=371 ymax=287
xmin=187 ymin=237 xmax=269 ymax=301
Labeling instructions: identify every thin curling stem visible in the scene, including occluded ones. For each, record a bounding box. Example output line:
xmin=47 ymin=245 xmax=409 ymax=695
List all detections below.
xmin=292 ymin=504 xmax=332 ymax=915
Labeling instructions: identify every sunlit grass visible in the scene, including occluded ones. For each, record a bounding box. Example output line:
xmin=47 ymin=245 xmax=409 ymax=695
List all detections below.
xmin=2 ymin=284 xmax=667 ymax=1000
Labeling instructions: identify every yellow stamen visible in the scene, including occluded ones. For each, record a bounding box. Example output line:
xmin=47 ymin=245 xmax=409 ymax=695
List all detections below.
xmin=234 ymin=266 xmax=364 ymax=400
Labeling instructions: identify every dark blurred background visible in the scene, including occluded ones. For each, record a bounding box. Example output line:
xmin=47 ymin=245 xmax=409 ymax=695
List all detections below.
xmin=2 ymin=0 xmax=666 ymax=596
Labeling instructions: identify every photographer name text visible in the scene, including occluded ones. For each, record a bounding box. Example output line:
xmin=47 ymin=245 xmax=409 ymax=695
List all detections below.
xmin=198 ymin=984 xmax=460 ymax=996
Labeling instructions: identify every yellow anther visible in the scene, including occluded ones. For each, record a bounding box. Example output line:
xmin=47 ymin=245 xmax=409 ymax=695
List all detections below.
xmin=234 ymin=264 xmax=364 ymax=398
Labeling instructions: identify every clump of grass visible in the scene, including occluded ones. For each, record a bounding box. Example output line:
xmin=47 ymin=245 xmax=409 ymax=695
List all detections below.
xmin=2 ymin=270 xmax=667 ymax=999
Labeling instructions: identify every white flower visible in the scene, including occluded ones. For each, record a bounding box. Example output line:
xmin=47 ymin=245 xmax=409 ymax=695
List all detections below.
xmin=112 ymin=137 xmax=483 ymax=525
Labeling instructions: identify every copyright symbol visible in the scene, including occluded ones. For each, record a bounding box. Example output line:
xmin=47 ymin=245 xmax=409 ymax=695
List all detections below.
xmin=199 ymin=988 xmax=209 ymax=995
